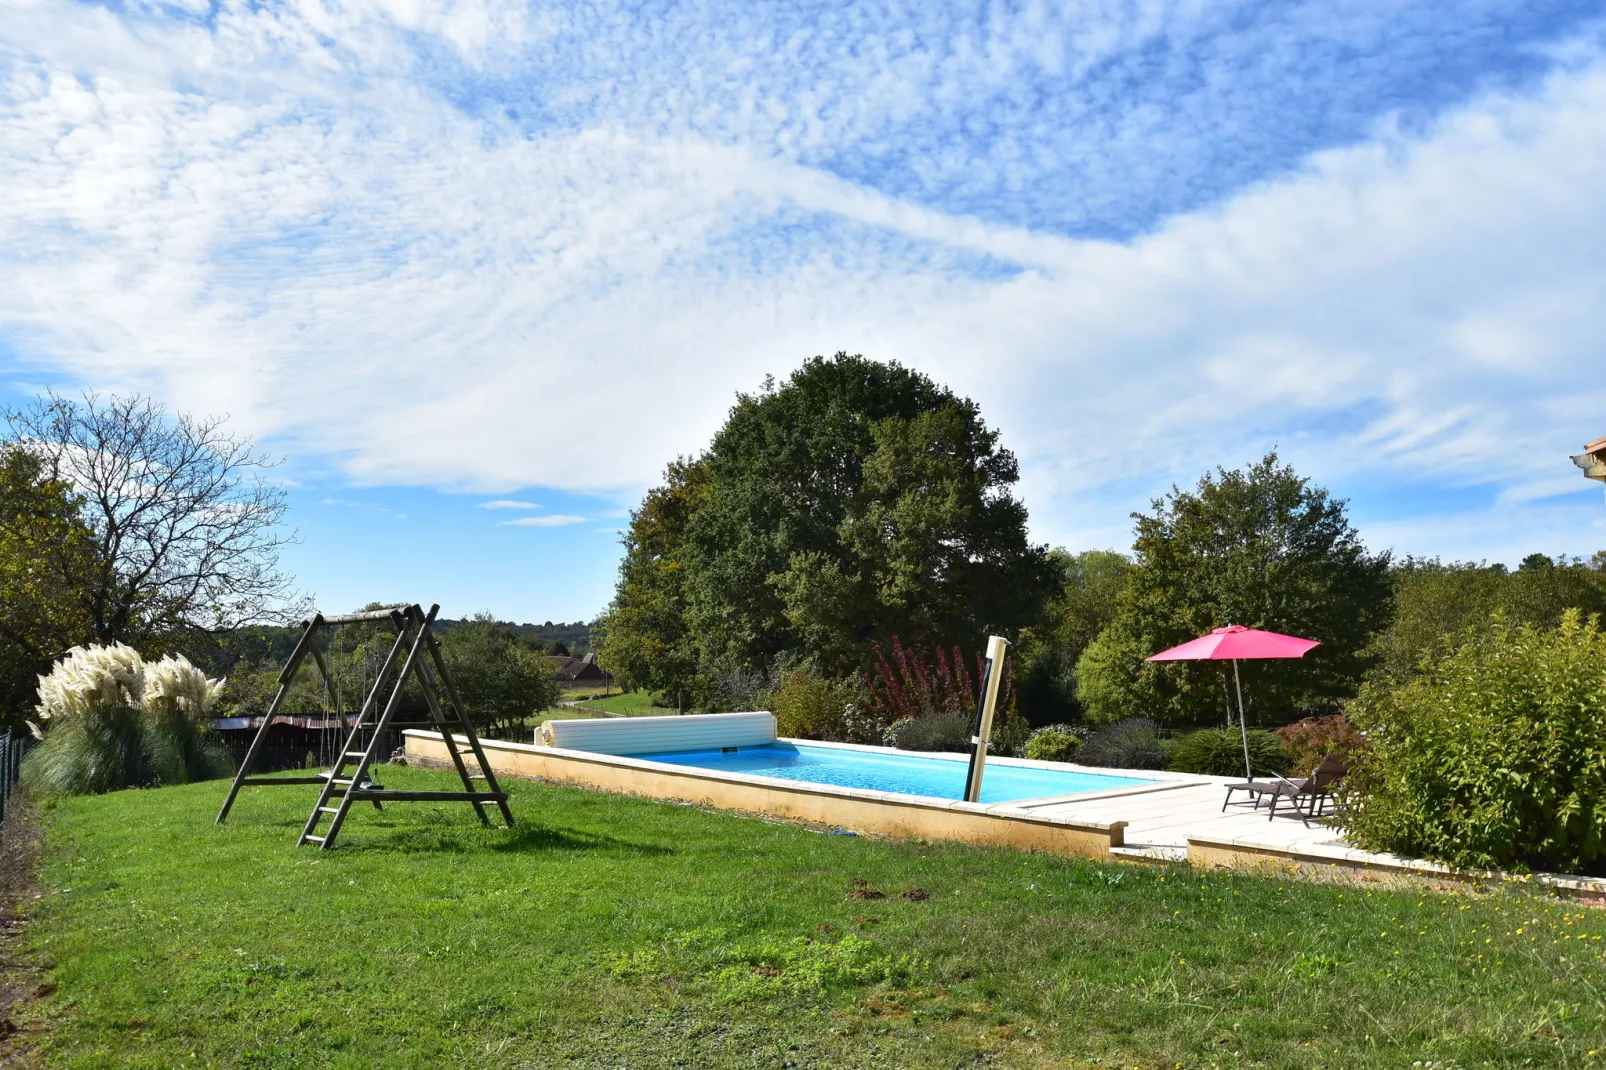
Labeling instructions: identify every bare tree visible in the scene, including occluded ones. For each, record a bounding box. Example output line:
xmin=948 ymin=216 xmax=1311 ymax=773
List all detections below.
xmin=4 ymin=392 xmax=308 ymax=645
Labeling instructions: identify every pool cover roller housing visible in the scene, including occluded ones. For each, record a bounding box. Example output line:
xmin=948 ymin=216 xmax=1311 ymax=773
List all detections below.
xmin=962 ymin=635 xmax=1009 ymax=803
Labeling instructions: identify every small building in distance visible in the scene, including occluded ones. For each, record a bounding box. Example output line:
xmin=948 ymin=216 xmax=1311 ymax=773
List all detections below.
xmin=546 ymin=652 xmax=612 ymax=688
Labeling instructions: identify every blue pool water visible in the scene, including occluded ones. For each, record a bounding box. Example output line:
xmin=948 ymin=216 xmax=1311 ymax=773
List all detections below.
xmin=640 ymin=742 xmax=1154 ymax=804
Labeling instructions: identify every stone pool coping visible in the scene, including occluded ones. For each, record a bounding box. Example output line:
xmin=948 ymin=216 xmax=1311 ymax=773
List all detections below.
xmin=403 ymin=730 xmax=1171 ymax=861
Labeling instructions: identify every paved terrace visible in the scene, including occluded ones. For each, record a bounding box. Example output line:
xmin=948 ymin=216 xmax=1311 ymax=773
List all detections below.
xmin=1004 ymin=769 xmax=1358 ymax=865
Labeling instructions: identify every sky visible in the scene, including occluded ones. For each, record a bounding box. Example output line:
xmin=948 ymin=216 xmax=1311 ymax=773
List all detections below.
xmin=2 ymin=0 xmax=1605 ymax=623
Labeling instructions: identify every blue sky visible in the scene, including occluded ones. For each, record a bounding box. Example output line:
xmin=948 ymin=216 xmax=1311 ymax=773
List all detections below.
xmin=3 ymin=0 xmax=1606 ymax=621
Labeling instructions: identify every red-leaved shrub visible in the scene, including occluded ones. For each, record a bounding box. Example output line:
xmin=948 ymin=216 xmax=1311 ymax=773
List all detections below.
xmin=1276 ymin=714 xmax=1363 ymax=777
xmin=866 ymin=637 xmax=1011 ymax=722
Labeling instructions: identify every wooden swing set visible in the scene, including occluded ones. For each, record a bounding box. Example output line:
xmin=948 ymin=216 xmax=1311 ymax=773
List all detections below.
xmin=215 ymin=603 xmax=513 ymax=849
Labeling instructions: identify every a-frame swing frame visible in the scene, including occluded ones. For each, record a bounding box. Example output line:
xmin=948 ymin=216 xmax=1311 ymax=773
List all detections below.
xmin=216 ymin=604 xmax=399 ymax=824
xmin=216 ymin=603 xmax=514 ymax=849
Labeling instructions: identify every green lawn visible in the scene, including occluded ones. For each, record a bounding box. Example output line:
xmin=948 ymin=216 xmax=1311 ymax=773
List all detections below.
xmin=19 ymin=767 xmax=1606 ymax=1068
xmin=518 ymin=691 xmax=660 ymax=726
xmin=566 ymin=690 xmax=662 ymax=716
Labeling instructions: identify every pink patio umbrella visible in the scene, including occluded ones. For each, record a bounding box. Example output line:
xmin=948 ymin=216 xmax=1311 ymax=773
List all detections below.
xmin=1146 ymin=625 xmax=1320 ymax=780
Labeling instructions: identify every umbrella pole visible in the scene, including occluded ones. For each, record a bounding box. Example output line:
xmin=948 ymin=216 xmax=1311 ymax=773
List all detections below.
xmin=1232 ymin=659 xmax=1252 ymax=780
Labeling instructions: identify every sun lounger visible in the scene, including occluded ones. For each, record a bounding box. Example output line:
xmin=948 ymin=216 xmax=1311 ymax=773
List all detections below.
xmin=1261 ymin=755 xmax=1347 ymax=823
xmin=1221 ymin=777 xmax=1293 ymax=811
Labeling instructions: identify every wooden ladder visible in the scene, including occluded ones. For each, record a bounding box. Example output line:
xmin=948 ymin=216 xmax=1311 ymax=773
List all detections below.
xmin=298 ymin=604 xmax=513 ymax=849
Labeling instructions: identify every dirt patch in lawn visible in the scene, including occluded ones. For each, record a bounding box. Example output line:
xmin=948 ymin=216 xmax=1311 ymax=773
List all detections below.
xmin=0 ymin=794 xmax=49 ymax=1068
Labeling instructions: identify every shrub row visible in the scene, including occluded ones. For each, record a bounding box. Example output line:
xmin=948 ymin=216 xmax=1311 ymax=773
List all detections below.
xmin=1343 ymin=611 xmax=1606 ymax=875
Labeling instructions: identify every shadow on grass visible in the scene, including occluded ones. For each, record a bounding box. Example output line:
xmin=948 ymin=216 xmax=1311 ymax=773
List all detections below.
xmin=328 ymin=819 xmax=676 ymax=858
xmin=491 ymin=823 xmax=674 ymax=857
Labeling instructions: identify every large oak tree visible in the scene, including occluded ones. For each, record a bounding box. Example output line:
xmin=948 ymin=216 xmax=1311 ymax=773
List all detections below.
xmin=600 ymin=354 xmax=1052 ymax=705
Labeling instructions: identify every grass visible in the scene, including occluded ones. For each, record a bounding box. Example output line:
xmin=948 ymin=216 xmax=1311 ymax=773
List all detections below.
xmin=566 ymin=690 xmax=662 ymax=716
xmin=18 ymin=766 xmax=1606 ymax=1068
xmin=495 ymin=691 xmax=659 ymax=729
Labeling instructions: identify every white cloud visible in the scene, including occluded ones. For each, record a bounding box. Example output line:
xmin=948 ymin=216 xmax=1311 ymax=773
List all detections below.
xmin=317 ymin=496 xmax=405 ymax=519
xmin=1 ymin=2 xmax=1603 ymax=564
xmin=498 ymin=515 xmax=587 ymax=527
xmin=478 ymin=499 xmax=538 ymax=510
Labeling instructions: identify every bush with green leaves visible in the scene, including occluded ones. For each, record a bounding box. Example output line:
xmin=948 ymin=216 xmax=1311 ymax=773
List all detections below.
xmin=1343 ymin=611 xmax=1606 ymax=874
xmin=1024 ymin=725 xmax=1084 ymax=763
xmin=988 ymin=706 xmax=1032 ymax=758
xmin=23 ymin=644 xmax=229 ymax=796
xmin=1077 ymin=718 xmax=1167 ymax=770
xmin=770 ymin=664 xmax=864 ymax=741
xmin=1167 ymin=728 xmax=1290 ymax=777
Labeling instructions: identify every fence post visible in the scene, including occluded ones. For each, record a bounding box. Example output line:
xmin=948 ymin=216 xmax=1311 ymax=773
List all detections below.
xmin=0 ymin=729 xmax=11 ymax=825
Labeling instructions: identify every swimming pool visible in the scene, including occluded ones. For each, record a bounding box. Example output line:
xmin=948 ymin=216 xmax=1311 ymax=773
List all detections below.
xmin=640 ymin=742 xmax=1154 ymax=804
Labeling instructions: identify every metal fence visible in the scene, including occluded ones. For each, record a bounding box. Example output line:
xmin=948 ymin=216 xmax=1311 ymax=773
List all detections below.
xmin=0 ymin=729 xmax=30 ymax=824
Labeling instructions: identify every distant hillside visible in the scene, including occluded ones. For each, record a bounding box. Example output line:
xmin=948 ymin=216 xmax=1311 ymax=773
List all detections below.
xmin=436 ymin=618 xmax=592 ymax=654
xmin=198 ymin=613 xmax=592 ymax=673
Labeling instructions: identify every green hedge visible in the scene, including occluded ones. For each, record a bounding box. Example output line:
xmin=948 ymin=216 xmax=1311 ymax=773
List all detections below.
xmin=1343 ymin=611 xmax=1606 ymax=875
xmin=1168 ymin=728 xmax=1290 ymax=778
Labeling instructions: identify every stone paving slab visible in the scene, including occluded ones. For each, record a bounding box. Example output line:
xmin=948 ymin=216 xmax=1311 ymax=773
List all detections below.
xmin=1025 ymin=779 xmax=1353 ymax=854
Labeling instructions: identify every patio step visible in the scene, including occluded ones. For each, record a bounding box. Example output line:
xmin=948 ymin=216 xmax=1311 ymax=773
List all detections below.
xmin=1109 ymin=844 xmax=1188 ymax=863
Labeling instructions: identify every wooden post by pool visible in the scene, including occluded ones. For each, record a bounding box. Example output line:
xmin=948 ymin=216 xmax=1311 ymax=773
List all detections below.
xmin=963 ymin=635 xmax=1009 ymax=803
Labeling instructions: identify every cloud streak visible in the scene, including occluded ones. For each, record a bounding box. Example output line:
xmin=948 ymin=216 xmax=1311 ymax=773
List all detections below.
xmin=498 ymin=515 xmax=587 ymax=528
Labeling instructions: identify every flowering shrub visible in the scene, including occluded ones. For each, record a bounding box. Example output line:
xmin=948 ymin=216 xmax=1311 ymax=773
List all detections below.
xmin=31 ymin=642 xmax=145 ymax=733
xmin=867 ymin=638 xmax=999 ymax=721
xmin=1276 ymin=714 xmax=1363 ymax=777
xmin=140 ymin=654 xmax=229 ymax=786
xmin=23 ymin=644 xmax=229 ymax=796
